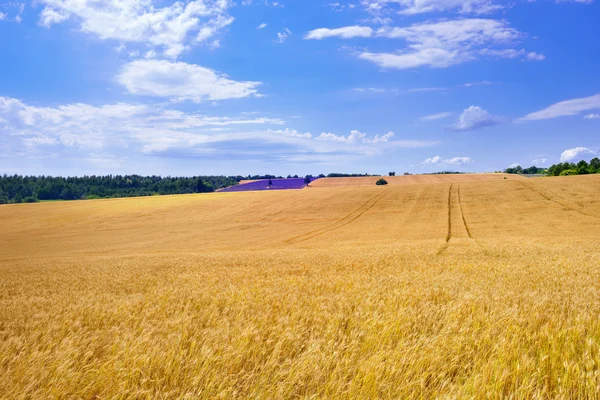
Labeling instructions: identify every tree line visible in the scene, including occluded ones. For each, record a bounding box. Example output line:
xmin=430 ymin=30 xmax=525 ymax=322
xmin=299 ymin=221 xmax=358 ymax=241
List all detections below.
xmin=504 ymin=158 xmax=600 ymax=176
xmin=546 ymin=158 xmax=600 ymax=176
xmin=0 ymin=175 xmax=240 ymax=204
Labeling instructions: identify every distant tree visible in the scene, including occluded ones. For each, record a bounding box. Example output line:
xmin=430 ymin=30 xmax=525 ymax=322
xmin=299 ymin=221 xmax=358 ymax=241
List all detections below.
xmin=268 ymin=178 xmax=273 ymax=187
xmin=287 ymin=175 xmax=292 ymax=179
xmin=304 ymin=175 xmax=312 ymax=185
xmin=559 ymin=169 xmax=579 ymax=176
xmin=590 ymin=157 xmax=600 ymax=173
xmin=376 ymin=178 xmax=388 ymax=186
xmin=0 ymin=196 xmax=7 ymax=204
xmin=13 ymin=193 xmax=23 ymax=203
xmin=403 ymin=172 xmax=411 ymax=176
xmin=389 ymin=172 xmax=396 ymax=176
xmin=577 ymin=160 xmax=590 ymax=175
xmin=293 ymin=175 xmax=299 ymax=178
xmin=24 ymin=196 xmax=39 ymax=203
xmin=318 ymin=174 xmax=326 ymax=178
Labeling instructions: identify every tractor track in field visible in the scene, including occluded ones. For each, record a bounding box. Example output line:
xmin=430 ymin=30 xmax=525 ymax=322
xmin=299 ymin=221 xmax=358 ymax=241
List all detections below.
xmin=519 ymin=181 xmax=600 ymax=220
xmin=457 ymin=184 xmax=472 ymax=239
xmin=284 ymin=189 xmax=391 ymax=245
xmin=446 ymin=183 xmax=453 ymax=243
xmin=437 ymin=183 xmax=478 ymax=256
xmin=437 ymin=183 xmax=454 ymax=255
xmin=257 ymin=195 xmax=317 ymax=222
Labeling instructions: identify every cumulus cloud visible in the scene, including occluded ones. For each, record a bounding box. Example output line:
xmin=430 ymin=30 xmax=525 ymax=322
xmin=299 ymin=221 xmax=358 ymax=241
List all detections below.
xmin=37 ymin=0 xmax=233 ymax=58
xmin=421 ymin=112 xmax=452 ymax=121
xmin=451 ymin=106 xmax=503 ymax=131
xmin=560 ymin=147 xmax=596 ymax=162
xmin=423 ymin=156 xmax=473 ymax=165
xmin=519 ymin=94 xmax=600 ymax=121
xmin=305 ymin=26 xmax=373 ymax=40
xmin=117 ymin=59 xmax=261 ymax=102
xmin=584 ymin=113 xmax=600 ymax=120
xmin=316 ymin=130 xmax=395 ymax=144
xmin=358 ymin=19 xmax=530 ymax=69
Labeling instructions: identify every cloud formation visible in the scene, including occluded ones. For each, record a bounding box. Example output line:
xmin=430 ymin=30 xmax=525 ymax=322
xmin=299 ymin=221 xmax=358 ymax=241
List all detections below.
xmin=560 ymin=147 xmax=596 ymax=162
xmin=38 ymin=0 xmax=233 ymax=58
xmin=0 ymin=96 xmax=284 ymax=154
xmin=451 ymin=106 xmax=503 ymax=131
xmin=421 ymin=112 xmax=452 ymax=121
xmin=305 ymin=26 xmax=373 ymax=40
xmin=423 ymin=156 xmax=473 ymax=165
xmin=519 ymin=94 xmax=600 ymax=121
xmin=307 ymin=19 xmax=540 ymax=69
xmin=117 ymin=60 xmax=261 ymax=102
xmin=360 ymin=0 xmax=502 ymax=15
xmin=316 ymin=130 xmax=395 ymax=144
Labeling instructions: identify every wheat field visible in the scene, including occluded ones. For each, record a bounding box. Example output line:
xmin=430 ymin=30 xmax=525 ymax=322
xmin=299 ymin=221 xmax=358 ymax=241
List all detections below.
xmin=2 ymin=174 xmax=600 ymax=399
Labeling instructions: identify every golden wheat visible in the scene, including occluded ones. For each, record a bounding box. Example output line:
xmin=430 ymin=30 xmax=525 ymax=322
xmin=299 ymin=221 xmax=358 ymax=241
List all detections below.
xmin=2 ymin=174 xmax=600 ymax=398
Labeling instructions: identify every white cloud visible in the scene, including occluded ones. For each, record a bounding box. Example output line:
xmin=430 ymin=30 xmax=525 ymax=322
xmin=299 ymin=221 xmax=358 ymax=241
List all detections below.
xmin=0 ymin=12 xmax=6 ymax=21
xmin=257 ymin=22 xmax=267 ymax=29
xmin=356 ymin=18 xmax=528 ymax=69
xmin=423 ymin=156 xmax=473 ymax=165
xmin=305 ymin=26 xmax=373 ymax=40
xmin=267 ymin=128 xmax=312 ymax=138
xmin=584 ymin=113 xmax=600 ymax=120
xmin=519 ymin=94 xmax=600 ymax=121
xmin=451 ymin=105 xmax=503 ymax=131
xmin=316 ymin=130 xmax=395 ymax=144
xmin=479 ymin=48 xmax=545 ymax=61
xmin=459 ymin=80 xmax=493 ymax=87
xmin=0 ymin=97 xmax=440 ymax=166
xmin=117 ymin=59 xmax=261 ymax=102
xmin=353 ymin=87 xmax=400 ymax=95
xmin=38 ymin=0 xmax=233 ymax=58
xmin=361 ymin=0 xmax=502 ymax=15
xmin=275 ymin=28 xmax=291 ymax=43
xmin=507 ymin=163 xmax=520 ymax=168
xmin=409 ymin=87 xmax=448 ymax=93
xmin=421 ymin=112 xmax=452 ymax=120
xmin=532 ymin=158 xmax=547 ymax=165
xmin=0 ymin=96 xmax=287 ymax=154
xmin=560 ymin=147 xmax=596 ymax=162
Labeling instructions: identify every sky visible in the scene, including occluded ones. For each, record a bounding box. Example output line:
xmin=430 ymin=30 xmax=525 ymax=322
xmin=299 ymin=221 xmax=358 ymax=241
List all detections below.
xmin=0 ymin=0 xmax=599 ymax=177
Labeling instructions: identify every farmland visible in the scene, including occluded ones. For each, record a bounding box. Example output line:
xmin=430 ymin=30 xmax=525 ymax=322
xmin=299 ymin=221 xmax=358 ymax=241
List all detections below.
xmin=2 ymin=174 xmax=600 ymax=398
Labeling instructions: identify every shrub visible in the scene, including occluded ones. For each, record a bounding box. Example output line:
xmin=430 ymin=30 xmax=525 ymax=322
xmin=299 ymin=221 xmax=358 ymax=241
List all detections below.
xmin=23 ymin=196 xmax=39 ymax=203
xmin=559 ymin=169 xmax=579 ymax=176
xmin=376 ymin=178 xmax=388 ymax=186
xmin=0 ymin=196 xmax=8 ymax=204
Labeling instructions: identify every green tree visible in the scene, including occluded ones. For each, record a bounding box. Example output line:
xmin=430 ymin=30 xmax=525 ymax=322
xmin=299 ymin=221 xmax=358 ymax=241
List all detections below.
xmin=590 ymin=157 xmax=600 ymax=173
xmin=376 ymin=178 xmax=388 ymax=186
xmin=559 ymin=169 xmax=579 ymax=176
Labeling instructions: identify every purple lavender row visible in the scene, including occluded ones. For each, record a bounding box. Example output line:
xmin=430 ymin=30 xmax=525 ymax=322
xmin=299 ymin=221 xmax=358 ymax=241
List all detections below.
xmin=219 ymin=178 xmax=319 ymax=193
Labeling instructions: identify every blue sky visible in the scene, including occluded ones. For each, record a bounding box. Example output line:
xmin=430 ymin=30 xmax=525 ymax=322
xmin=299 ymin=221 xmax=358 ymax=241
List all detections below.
xmin=0 ymin=0 xmax=599 ymax=176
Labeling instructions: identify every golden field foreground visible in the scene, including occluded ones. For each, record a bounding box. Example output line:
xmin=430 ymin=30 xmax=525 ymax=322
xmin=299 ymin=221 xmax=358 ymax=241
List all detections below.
xmin=2 ymin=174 xmax=600 ymax=399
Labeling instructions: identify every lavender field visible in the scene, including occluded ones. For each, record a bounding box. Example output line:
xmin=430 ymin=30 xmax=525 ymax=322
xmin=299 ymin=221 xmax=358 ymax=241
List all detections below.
xmin=219 ymin=178 xmax=319 ymax=192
